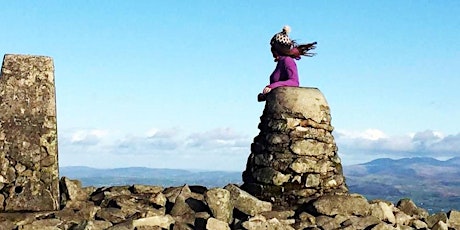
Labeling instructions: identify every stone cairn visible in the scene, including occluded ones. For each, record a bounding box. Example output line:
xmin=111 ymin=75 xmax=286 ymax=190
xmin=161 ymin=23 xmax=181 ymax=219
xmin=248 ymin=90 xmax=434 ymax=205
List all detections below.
xmin=0 ymin=54 xmax=59 ymax=211
xmin=242 ymin=87 xmax=348 ymax=207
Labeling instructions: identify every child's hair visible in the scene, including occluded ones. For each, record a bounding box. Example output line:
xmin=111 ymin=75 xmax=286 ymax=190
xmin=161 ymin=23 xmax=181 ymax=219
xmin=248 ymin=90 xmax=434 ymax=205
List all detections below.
xmin=294 ymin=41 xmax=317 ymax=58
xmin=271 ymin=41 xmax=317 ymax=60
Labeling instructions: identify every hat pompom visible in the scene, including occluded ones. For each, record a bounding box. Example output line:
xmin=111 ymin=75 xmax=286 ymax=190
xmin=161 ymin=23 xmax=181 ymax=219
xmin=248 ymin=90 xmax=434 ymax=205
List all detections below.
xmin=282 ymin=25 xmax=291 ymax=34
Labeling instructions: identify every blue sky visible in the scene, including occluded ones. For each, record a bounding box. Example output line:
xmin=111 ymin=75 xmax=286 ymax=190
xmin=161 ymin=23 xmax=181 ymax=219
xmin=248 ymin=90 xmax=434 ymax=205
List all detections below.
xmin=1 ymin=1 xmax=459 ymax=171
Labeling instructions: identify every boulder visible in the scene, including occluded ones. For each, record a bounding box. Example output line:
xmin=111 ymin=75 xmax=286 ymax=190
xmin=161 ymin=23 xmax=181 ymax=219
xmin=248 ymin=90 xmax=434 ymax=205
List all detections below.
xmin=206 ymin=217 xmax=230 ymax=230
xmin=224 ymin=184 xmax=272 ymax=216
xmin=205 ymin=188 xmax=233 ymax=224
xmin=312 ymin=194 xmax=370 ymax=216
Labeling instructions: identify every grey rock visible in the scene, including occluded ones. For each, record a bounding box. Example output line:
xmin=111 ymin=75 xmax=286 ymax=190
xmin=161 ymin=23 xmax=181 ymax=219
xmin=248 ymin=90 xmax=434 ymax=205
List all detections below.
xmin=224 ymin=184 xmax=271 ymax=216
xmin=133 ymin=215 xmax=175 ymax=229
xmin=410 ymin=219 xmax=428 ymax=229
xmin=432 ymin=221 xmax=448 ymax=230
xmin=396 ymin=198 xmax=428 ymax=218
xmin=426 ymin=212 xmax=448 ymax=229
xmin=341 ymin=216 xmax=382 ymax=230
xmin=206 ymin=217 xmax=230 ymax=230
xmin=448 ymin=210 xmax=460 ymax=228
xmin=312 ymin=194 xmax=370 ymax=216
xmin=205 ymin=188 xmax=233 ymax=224
xmin=370 ymin=201 xmax=396 ymax=224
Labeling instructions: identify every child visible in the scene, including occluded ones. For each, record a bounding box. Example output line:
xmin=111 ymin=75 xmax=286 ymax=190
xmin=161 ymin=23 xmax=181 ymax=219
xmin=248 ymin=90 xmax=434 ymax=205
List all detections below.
xmin=258 ymin=26 xmax=317 ymax=102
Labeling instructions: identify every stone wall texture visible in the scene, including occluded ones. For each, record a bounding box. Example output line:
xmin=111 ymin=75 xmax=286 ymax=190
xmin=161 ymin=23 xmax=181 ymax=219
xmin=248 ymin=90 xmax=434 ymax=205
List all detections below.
xmin=0 ymin=54 xmax=59 ymax=211
xmin=242 ymin=87 xmax=348 ymax=207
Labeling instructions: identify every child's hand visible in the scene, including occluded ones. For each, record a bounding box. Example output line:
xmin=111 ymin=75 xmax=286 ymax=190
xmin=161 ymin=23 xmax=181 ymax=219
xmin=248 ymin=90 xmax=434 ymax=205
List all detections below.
xmin=263 ymin=86 xmax=272 ymax=94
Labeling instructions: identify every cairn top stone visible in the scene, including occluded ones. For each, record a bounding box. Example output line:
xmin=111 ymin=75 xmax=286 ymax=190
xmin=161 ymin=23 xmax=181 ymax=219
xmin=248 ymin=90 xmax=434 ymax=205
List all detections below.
xmin=264 ymin=87 xmax=330 ymax=123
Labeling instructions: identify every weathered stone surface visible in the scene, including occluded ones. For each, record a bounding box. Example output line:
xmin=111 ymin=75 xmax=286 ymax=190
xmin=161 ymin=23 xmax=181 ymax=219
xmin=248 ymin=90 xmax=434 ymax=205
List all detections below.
xmin=242 ymin=215 xmax=295 ymax=230
xmin=341 ymin=215 xmax=381 ymax=230
xmin=0 ymin=54 xmax=59 ymax=211
xmin=448 ymin=210 xmax=460 ymax=228
xmin=206 ymin=217 xmax=230 ymax=230
xmin=133 ymin=215 xmax=175 ymax=229
xmin=396 ymin=198 xmax=429 ymax=218
xmin=205 ymin=188 xmax=233 ymax=224
xmin=370 ymin=222 xmax=397 ymax=230
xmin=411 ymin=219 xmax=428 ymax=229
xmin=264 ymin=87 xmax=330 ymax=123
xmin=394 ymin=211 xmax=413 ymax=226
xmin=370 ymin=201 xmax=396 ymax=224
xmin=426 ymin=212 xmax=448 ymax=229
xmin=312 ymin=194 xmax=370 ymax=216
xmin=224 ymin=184 xmax=272 ymax=216
xmin=432 ymin=221 xmax=448 ymax=230
xmin=19 ymin=218 xmax=62 ymax=230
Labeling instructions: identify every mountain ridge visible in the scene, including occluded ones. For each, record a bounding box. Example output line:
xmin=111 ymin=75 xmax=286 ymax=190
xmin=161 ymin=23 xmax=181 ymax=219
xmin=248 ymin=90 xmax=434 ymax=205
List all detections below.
xmin=60 ymin=156 xmax=460 ymax=212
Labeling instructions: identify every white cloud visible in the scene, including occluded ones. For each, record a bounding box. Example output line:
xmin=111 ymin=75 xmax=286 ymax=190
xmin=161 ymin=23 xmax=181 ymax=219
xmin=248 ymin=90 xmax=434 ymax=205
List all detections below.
xmin=59 ymin=126 xmax=460 ymax=170
xmin=68 ymin=129 xmax=108 ymax=145
xmin=335 ymin=129 xmax=460 ymax=165
xmin=58 ymin=127 xmax=251 ymax=171
xmin=185 ymin=127 xmax=250 ymax=150
xmin=336 ymin=128 xmax=387 ymax=140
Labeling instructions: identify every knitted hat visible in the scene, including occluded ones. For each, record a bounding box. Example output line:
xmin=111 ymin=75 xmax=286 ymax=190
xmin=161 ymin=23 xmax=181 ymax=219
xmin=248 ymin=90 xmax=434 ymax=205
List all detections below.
xmin=270 ymin=25 xmax=293 ymax=49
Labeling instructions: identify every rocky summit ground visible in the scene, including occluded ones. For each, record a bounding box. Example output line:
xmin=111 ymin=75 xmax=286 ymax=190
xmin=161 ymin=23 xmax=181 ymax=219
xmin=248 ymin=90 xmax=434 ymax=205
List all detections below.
xmin=0 ymin=177 xmax=459 ymax=230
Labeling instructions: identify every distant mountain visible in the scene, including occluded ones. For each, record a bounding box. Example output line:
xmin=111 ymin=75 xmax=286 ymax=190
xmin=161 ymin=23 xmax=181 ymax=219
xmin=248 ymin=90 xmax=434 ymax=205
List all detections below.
xmin=344 ymin=156 xmax=460 ymax=213
xmin=60 ymin=156 xmax=460 ymax=213
xmin=60 ymin=166 xmax=242 ymax=188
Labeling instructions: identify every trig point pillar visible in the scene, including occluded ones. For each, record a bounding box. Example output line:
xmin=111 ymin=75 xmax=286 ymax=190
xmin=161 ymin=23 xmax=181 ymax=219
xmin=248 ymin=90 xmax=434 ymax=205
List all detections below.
xmin=0 ymin=54 xmax=59 ymax=211
xmin=242 ymin=87 xmax=348 ymax=207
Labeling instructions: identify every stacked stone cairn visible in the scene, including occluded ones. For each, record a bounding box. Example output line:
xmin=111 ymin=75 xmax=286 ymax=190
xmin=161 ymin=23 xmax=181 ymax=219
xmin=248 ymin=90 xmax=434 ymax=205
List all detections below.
xmin=1 ymin=54 xmax=459 ymax=229
xmin=242 ymin=87 xmax=348 ymax=207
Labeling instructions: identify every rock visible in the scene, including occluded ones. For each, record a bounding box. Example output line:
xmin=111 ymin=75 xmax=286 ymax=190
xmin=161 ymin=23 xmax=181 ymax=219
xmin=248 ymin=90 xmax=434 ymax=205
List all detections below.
xmin=164 ymin=185 xmax=192 ymax=204
xmin=133 ymin=215 xmax=175 ymax=229
xmin=69 ymin=220 xmax=113 ymax=230
xmin=394 ymin=211 xmax=413 ymax=226
xmin=241 ymin=215 xmax=295 ymax=230
xmin=426 ymin=212 xmax=448 ymax=229
xmin=206 ymin=217 xmax=230 ymax=230
xmin=448 ymin=210 xmax=460 ymax=228
xmin=312 ymin=194 xmax=370 ymax=216
xmin=205 ymin=188 xmax=233 ymax=223
xmin=396 ymin=198 xmax=428 ymax=218
xmin=224 ymin=184 xmax=272 ymax=216
xmin=170 ymin=194 xmax=195 ymax=217
xmin=341 ymin=216 xmax=382 ymax=230
xmin=60 ymin=177 xmax=89 ymax=209
xmin=370 ymin=222 xmax=397 ymax=230
xmin=315 ymin=215 xmax=340 ymax=229
xmin=260 ymin=210 xmax=295 ymax=220
xmin=19 ymin=218 xmax=62 ymax=230
xmin=370 ymin=201 xmax=396 ymax=224
xmin=410 ymin=219 xmax=428 ymax=229
xmin=96 ymin=207 xmax=127 ymax=224
xmin=131 ymin=184 xmax=163 ymax=194
xmin=432 ymin=221 xmax=448 ymax=230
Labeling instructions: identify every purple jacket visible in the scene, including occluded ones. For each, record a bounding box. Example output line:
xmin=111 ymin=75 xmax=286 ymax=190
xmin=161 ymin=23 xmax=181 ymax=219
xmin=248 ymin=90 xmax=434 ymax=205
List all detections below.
xmin=268 ymin=56 xmax=299 ymax=89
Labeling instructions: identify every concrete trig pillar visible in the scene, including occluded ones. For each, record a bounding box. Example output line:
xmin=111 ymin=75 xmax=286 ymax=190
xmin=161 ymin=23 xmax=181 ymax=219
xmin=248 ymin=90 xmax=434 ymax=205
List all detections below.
xmin=242 ymin=87 xmax=348 ymax=207
xmin=0 ymin=54 xmax=59 ymax=211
